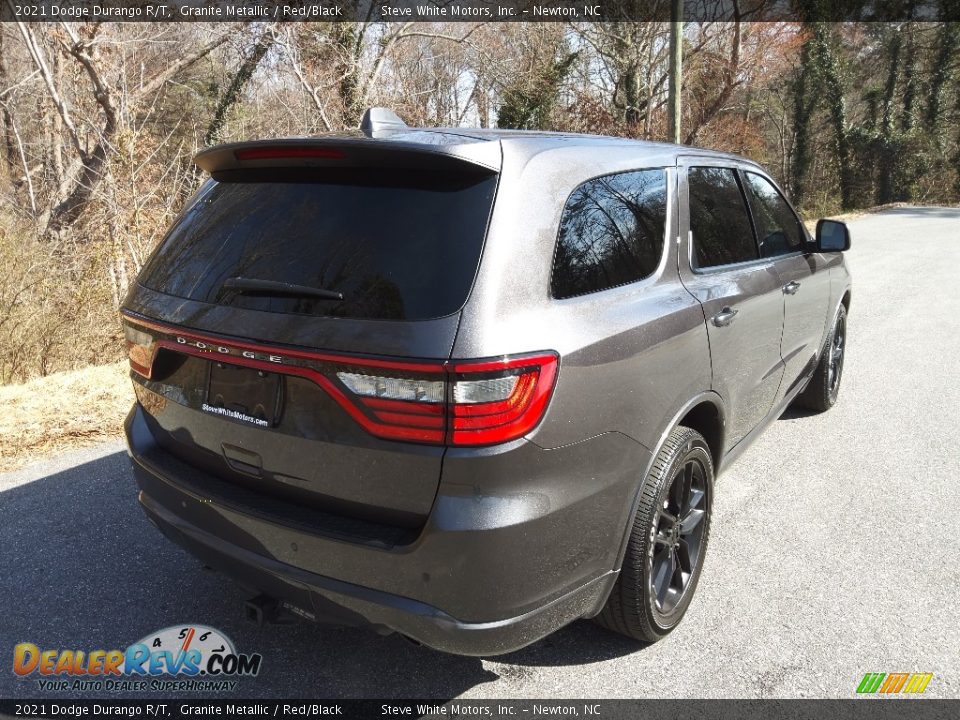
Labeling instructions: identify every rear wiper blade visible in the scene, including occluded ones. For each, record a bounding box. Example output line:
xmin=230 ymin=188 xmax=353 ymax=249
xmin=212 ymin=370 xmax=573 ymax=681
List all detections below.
xmin=221 ymin=277 xmax=344 ymax=301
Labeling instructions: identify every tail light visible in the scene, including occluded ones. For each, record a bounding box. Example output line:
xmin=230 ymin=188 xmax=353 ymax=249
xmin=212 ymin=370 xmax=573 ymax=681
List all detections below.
xmin=331 ymin=352 xmax=558 ymax=446
xmin=330 ymin=364 xmax=448 ymax=444
xmin=122 ymin=314 xmax=558 ymax=447
xmin=448 ymin=355 xmax=558 ymax=445
xmin=124 ymin=324 xmax=157 ymax=379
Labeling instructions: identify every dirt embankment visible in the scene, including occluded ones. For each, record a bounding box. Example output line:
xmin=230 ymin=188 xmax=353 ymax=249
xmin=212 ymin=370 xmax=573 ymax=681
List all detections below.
xmin=0 ymin=362 xmax=133 ymax=471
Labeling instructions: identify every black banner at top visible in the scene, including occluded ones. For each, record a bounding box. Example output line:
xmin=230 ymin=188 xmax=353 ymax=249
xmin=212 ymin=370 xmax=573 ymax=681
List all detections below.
xmin=2 ymin=0 xmax=959 ymax=23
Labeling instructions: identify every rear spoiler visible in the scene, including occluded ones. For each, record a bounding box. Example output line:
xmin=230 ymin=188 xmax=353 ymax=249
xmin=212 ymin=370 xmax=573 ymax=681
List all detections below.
xmin=194 ymin=136 xmax=502 ymax=177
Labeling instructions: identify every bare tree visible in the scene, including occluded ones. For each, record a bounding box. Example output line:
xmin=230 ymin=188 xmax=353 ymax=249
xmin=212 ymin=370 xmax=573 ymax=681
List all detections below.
xmin=14 ymin=21 xmax=230 ymax=237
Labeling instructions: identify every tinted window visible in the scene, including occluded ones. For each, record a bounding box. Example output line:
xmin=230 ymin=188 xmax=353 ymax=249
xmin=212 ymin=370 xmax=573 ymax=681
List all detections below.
xmin=552 ymin=169 xmax=666 ymax=299
xmin=139 ymin=169 xmax=497 ymax=321
xmin=688 ymin=167 xmax=758 ymax=268
xmin=742 ymin=172 xmax=806 ymax=258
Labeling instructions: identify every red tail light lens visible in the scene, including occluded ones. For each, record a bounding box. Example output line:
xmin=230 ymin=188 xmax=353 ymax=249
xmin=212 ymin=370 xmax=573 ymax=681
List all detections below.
xmin=449 ymin=354 xmax=559 ymax=446
xmin=331 ymin=367 xmax=448 ymax=444
xmin=331 ymin=352 xmax=559 ymax=446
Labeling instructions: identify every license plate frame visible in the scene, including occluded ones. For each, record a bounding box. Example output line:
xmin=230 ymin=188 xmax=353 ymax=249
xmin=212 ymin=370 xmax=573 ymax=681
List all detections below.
xmin=204 ymin=361 xmax=282 ymax=427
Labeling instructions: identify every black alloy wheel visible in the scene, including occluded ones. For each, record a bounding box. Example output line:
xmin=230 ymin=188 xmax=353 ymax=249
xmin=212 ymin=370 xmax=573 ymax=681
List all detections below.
xmin=595 ymin=425 xmax=714 ymax=642
xmin=649 ymin=455 xmax=709 ymax=617
xmin=796 ymin=303 xmax=848 ymax=412
xmin=827 ymin=310 xmax=846 ymax=400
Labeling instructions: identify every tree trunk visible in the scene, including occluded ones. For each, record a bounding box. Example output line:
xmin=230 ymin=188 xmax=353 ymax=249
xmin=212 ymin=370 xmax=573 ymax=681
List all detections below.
xmin=667 ymin=10 xmax=683 ymax=144
xmin=925 ymin=21 xmax=959 ymax=133
xmin=791 ymin=39 xmax=816 ymax=206
xmin=623 ymin=65 xmax=644 ymax=126
xmin=810 ymin=23 xmax=854 ymax=210
xmin=954 ymin=91 xmax=960 ymax=196
xmin=333 ymin=24 xmax=362 ymax=128
xmin=476 ymin=81 xmax=489 ymax=129
xmin=0 ymin=30 xmax=16 ymax=179
xmin=877 ymin=29 xmax=901 ymax=205
xmin=899 ymin=28 xmax=917 ymax=133
xmin=204 ymin=31 xmax=275 ymax=147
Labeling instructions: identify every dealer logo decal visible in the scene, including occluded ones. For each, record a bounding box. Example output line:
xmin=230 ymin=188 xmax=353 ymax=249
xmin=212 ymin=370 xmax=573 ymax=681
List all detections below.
xmin=13 ymin=625 xmax=261 ymax=692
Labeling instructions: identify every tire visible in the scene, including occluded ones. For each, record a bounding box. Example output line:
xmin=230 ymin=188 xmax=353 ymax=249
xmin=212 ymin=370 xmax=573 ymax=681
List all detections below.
xmin=795 ymin=303 xmax=847 ymax=412
xmin=595 ymin=426 xmax=714 ymax=643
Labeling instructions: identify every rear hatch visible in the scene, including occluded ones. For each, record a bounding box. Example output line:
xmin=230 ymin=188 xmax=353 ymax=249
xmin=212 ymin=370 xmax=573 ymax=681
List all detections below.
xmin=123 ymin=137 xmax=500 ymax=529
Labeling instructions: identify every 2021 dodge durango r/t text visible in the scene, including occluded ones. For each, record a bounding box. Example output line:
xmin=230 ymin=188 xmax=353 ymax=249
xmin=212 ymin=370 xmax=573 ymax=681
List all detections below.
xmin=122 ymin=109 xmax=852 ymax=655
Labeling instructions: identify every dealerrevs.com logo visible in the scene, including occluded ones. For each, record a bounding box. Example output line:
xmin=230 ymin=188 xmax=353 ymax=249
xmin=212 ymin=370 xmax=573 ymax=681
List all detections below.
xmin=13 ymin=625 xmax=262 ymax=692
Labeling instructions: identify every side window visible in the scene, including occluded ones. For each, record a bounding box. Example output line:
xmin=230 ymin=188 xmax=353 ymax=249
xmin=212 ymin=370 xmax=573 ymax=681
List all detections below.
xmin=551 ymin=169 xmax=667 ymax=299
xmin=742 ymin=172 xmax=806 ymax=258
xmin=688 ymin=166 xmax=758 ymax=268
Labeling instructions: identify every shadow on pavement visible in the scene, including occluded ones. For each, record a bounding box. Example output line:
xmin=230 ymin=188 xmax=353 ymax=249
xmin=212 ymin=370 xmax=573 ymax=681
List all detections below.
xmin=0 ymin=451 xmax=640 ymax=699
xmin=778 ymin=405 xmax=820 ymax=421
xmin=494 ymin=623 xmax=648 ymax=667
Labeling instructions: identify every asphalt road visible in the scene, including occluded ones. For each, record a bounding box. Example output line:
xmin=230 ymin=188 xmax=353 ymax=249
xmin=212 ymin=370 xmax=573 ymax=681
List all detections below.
xmin=2 ymin=207 xmax=958 ymax=700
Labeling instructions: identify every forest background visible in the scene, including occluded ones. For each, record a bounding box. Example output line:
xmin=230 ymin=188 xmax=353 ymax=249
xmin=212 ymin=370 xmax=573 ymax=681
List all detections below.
xmin=0 ymin=15 xmax=957 ymax=386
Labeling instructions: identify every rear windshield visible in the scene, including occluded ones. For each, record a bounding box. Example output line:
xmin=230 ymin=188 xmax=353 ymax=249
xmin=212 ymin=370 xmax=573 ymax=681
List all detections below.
xmin=139 ymin=168 xmax=497 ymax=321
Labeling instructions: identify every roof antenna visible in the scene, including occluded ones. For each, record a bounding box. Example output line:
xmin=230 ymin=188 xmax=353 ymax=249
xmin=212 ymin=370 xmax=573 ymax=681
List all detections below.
xmin=360 ymin=108 xmax=408 ymax=136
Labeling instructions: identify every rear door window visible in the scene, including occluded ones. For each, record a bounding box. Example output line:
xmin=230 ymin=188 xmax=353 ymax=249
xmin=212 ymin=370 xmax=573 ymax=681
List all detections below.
xmin=551 ymin=169 xmax=667 ymax=299
xmin=139 ymin=169 xmax=497 ymax=321
xmin=742 ymin=172 xmax=806 ymax=258
xmin=688 ymin=166 xmax=758 ymax=269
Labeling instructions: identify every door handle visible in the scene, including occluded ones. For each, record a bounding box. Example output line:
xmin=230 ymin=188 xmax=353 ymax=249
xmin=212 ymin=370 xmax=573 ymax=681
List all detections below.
xmin=783 ymin=281 xmax=801 ymax=295
xmin=711 ymin=307 xmax=739 ymax=327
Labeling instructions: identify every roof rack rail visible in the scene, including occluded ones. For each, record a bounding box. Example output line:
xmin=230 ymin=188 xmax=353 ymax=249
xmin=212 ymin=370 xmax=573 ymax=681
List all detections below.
xmin=360 ymin=107 xmax=408 ymax=136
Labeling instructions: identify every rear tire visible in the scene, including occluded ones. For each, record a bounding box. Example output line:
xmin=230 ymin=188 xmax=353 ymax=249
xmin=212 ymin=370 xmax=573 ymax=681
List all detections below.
xmin=796 ymin=304 xmax=847 ymax=412
xmin=594 ymin=426 xmax=714 ymax=643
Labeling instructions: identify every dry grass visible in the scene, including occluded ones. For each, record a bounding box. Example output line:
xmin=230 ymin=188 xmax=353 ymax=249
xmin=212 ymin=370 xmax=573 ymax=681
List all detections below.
xmin=0 ymin=362 xmax=133 ymax=471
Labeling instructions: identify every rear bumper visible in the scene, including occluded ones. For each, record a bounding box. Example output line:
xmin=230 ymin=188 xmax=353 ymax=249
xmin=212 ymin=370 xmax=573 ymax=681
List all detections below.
xmin=139 ymin=493 xmax=613 ymax=656
xmin=126 ymin=405 xmax=648 ymax=655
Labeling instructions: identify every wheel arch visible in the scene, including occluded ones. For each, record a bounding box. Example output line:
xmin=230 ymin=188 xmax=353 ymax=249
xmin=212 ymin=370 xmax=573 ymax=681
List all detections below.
xmin=609 ymin=391 xmax=725 ymax=576
xmin=677 ymin=400 xmax=724 ymax=473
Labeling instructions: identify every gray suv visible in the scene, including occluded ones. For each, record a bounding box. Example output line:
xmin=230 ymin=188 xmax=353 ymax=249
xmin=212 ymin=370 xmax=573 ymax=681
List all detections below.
xmin=122 ymin=109 xmax=851 ymax=655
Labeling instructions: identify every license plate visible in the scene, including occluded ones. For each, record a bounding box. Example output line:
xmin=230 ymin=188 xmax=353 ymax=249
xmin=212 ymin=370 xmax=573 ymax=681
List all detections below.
xmin=203 ymin=362 xmax=281 ymax=427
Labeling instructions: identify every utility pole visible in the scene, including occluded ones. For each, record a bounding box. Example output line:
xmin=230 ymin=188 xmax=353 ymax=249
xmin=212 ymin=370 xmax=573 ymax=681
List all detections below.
xmin=668 ymin=1 xmax=683 ymax=144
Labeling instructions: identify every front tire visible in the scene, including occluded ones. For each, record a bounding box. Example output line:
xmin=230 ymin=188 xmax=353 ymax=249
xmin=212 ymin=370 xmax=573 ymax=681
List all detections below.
xmin=595 ymin=426 xmax=714 ymax=643
xmin=796 ymin=304 xmax=847 ymax=412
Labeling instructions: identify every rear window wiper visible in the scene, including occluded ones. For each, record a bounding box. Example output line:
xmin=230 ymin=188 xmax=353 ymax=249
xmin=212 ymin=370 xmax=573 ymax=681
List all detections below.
xmin=220 ymin=277 xmax=344 ymax=301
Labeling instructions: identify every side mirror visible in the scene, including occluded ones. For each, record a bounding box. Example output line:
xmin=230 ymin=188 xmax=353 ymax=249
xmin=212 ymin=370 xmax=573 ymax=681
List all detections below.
xmin=816 ymin=219 xmax=851 ymax=252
